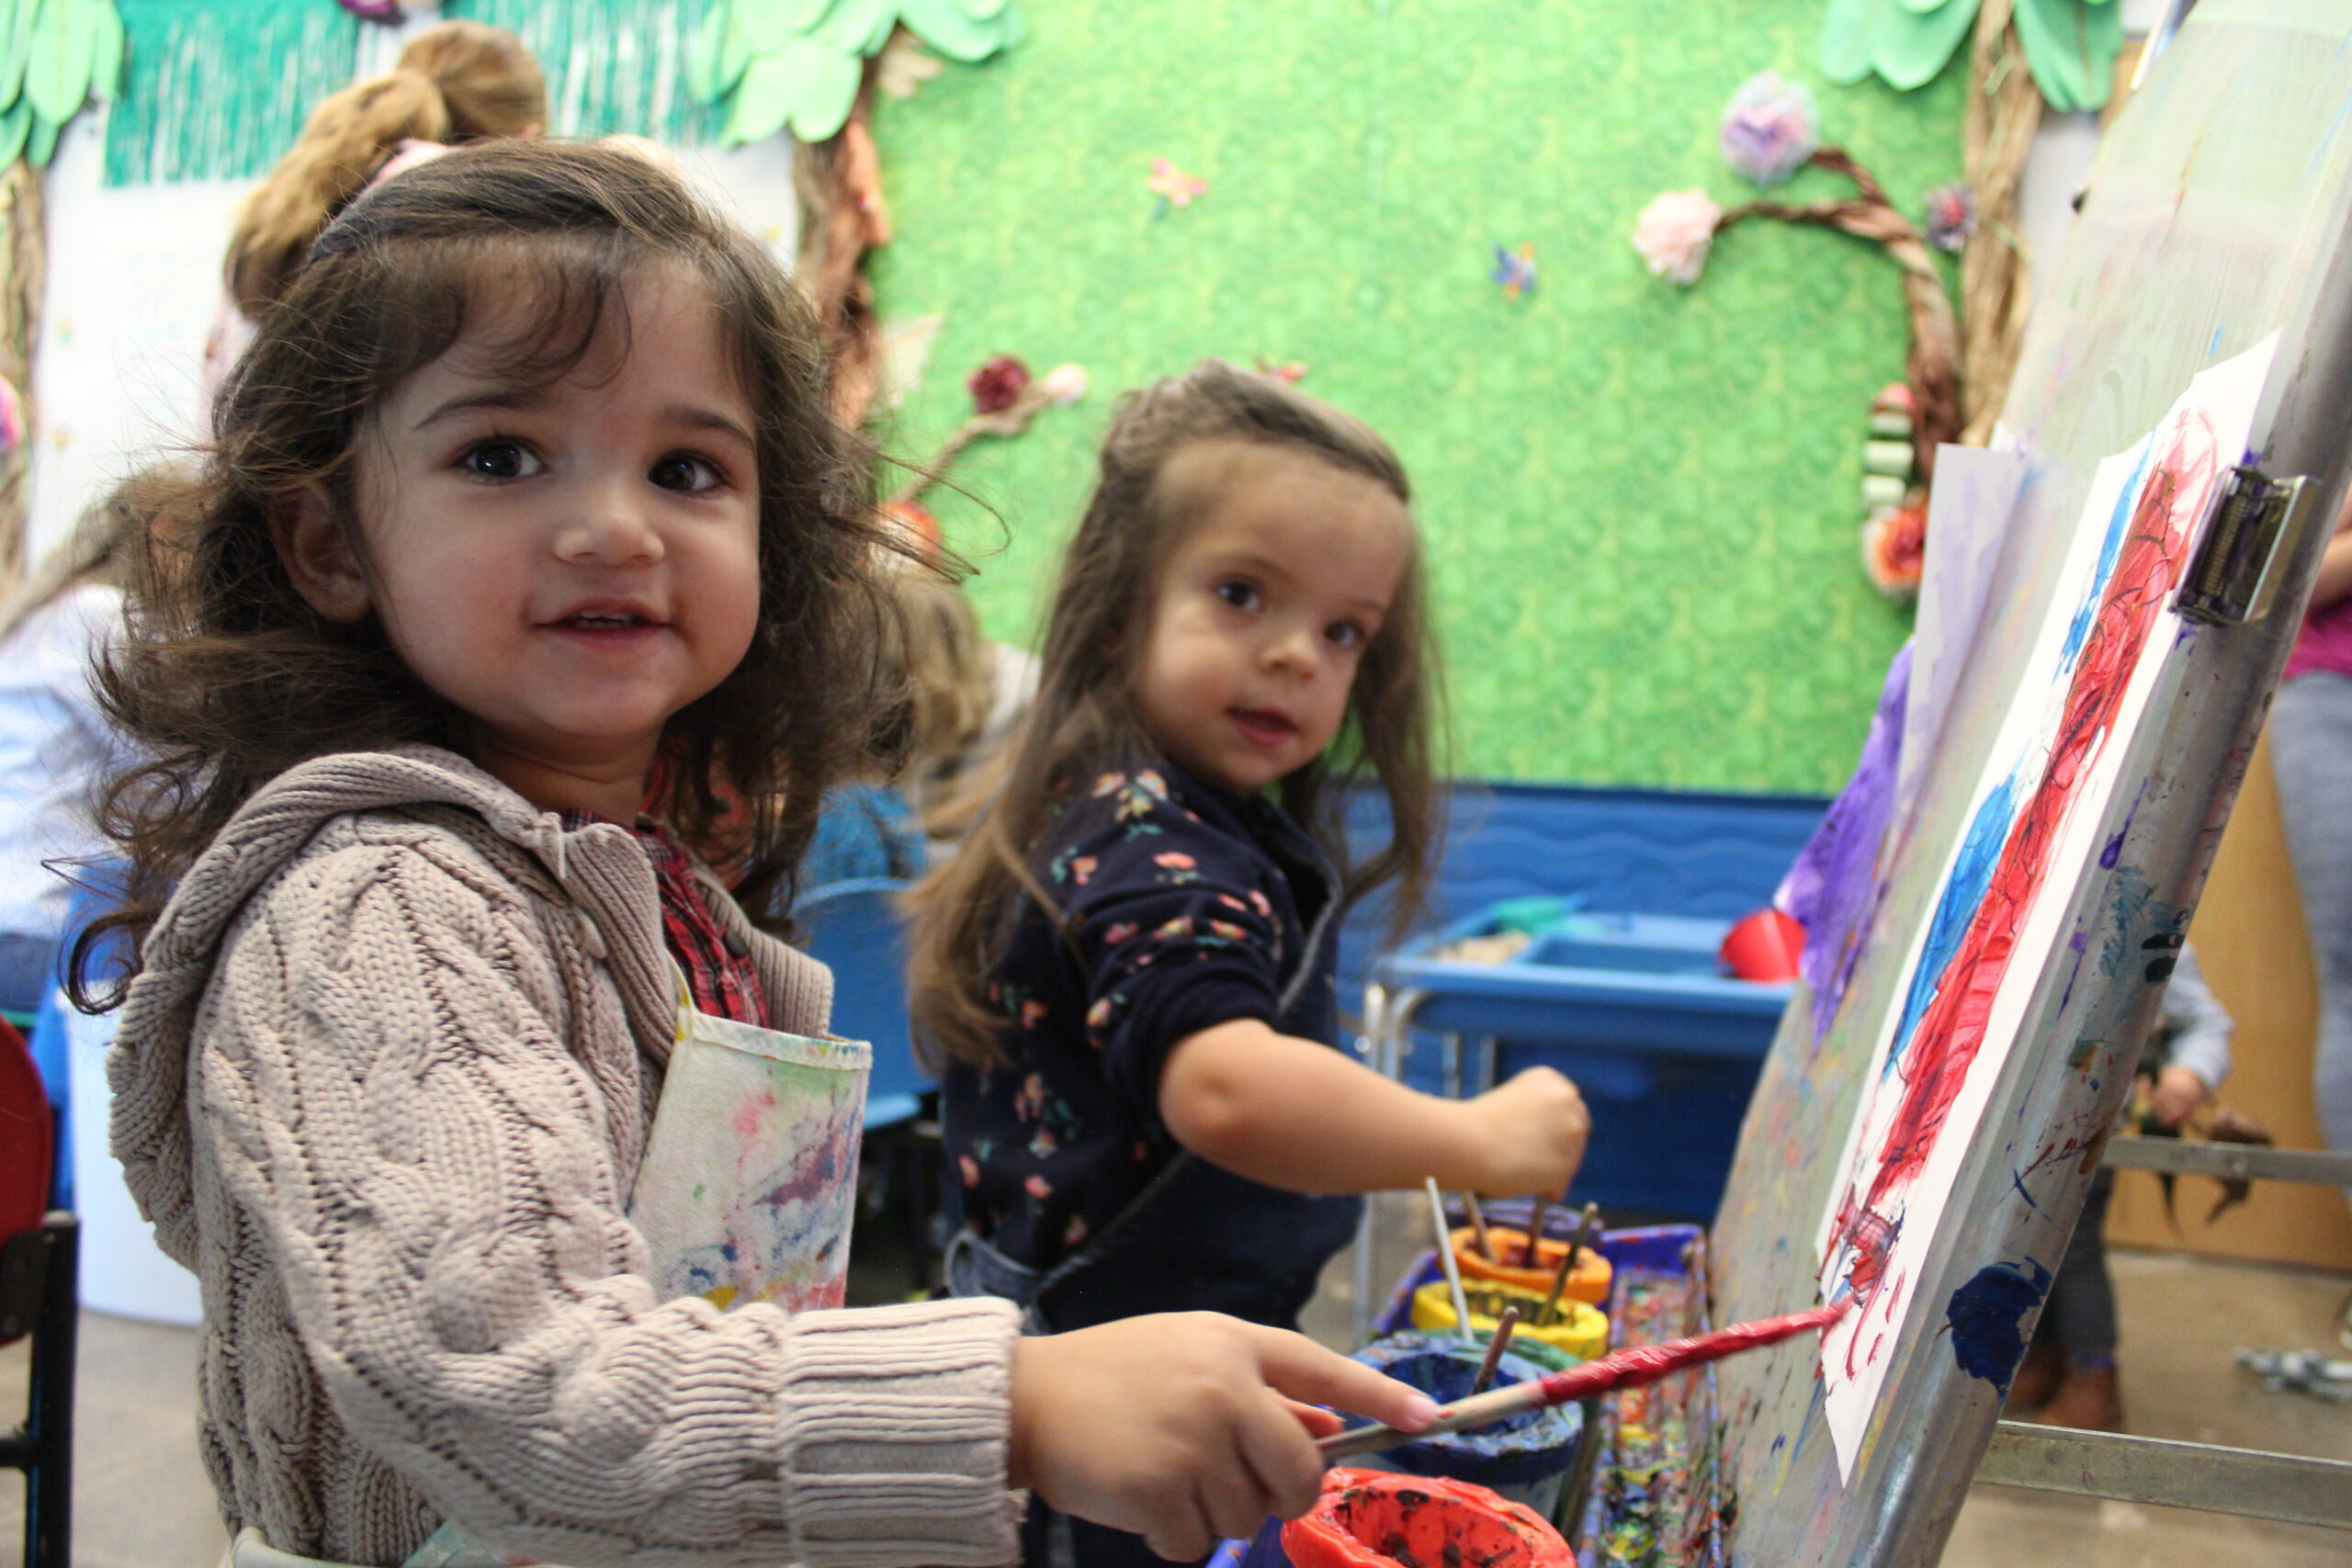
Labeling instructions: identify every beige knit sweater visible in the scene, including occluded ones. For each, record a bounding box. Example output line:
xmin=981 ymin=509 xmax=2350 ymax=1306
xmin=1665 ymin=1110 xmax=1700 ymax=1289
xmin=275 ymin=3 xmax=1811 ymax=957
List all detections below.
xmin=107 ymin=747 xmax=1023 ymax=1568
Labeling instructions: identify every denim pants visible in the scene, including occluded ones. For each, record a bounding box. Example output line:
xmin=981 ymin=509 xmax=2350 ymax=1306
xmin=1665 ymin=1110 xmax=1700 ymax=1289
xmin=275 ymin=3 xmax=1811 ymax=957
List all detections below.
xmin=2272 ymin=672 xmax=2352 ymax=1170
xmin=2038 ymin=1168 xmax=2119 ymax=1363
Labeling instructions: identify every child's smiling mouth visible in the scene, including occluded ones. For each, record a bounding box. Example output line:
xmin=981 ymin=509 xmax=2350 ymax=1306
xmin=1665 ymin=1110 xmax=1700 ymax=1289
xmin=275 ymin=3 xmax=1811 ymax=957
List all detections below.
xmin=541 ymin=599 xmax=669 ymax=646
xmin=1228 ymin=706 xmax=1298 ymax=748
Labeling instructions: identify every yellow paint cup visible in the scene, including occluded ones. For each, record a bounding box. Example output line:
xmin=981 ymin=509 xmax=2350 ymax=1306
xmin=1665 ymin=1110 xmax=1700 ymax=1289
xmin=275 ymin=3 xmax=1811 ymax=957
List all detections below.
xmin=1409 ymin=1278 xmax=1610 ymax=1362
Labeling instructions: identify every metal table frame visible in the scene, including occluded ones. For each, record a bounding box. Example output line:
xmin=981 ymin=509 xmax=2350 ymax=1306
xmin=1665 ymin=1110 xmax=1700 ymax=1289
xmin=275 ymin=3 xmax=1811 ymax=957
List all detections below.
xmin=1975 ymin=1133 xmax=2352 ymax=1530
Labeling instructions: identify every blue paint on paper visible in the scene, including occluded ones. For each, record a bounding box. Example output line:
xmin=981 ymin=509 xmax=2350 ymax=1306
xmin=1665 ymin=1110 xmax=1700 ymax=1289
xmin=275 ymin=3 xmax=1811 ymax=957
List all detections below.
xmin=1885 ymin=775 xmax=2015 ymax=1077
xmin=2064 ymin=439 xmax=2153 ymax=668
xmin=1946 ymin=1258 xmax=2053 ymax=1393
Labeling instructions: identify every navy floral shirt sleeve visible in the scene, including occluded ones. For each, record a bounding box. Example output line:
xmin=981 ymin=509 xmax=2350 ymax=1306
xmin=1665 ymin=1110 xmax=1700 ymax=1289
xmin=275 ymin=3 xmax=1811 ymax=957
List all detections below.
xmin=943 ymin=762 xmax=1334 ymax=1269
xmin=1056 ymin=767 xmax=1291 ymax=1108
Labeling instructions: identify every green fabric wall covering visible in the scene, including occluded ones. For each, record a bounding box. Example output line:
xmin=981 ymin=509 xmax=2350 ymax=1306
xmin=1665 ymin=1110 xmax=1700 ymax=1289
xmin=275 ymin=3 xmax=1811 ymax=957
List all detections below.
xmin=869 ymin=2 xmax=1965 ymax=792
xmin=445 ymin=0 xmax=719 ymax=142
xmin=105 ymin=0 xmax=357 ymax=184
xmin=103 ymin=0 xmax=719 ymax=186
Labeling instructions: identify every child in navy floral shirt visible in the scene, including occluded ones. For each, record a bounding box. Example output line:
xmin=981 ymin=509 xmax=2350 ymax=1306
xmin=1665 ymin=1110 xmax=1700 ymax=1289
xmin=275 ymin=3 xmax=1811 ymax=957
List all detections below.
xmin=913 ymin=361 xmax=1592 ymax=1568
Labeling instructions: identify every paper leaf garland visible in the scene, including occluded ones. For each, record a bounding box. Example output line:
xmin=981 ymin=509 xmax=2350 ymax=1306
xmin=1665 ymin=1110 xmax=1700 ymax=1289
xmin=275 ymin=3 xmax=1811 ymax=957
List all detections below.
xmin=0 ymin=0 xmax=118 ymax=166
xmin=692 ymin=0 xmax=1024 ymax=146
xmin=1820 ymin=0 xmax=2120 ymax=109
xmin=2012 ymin=0 xmax=2122 ymax=114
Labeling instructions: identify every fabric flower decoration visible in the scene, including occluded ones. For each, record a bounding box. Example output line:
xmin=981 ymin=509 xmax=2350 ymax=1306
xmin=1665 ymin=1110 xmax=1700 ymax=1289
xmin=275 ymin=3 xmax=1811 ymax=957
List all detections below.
xmin=1863 ymin=493 xmax=1928 ymax=599
xmin=0 ymin=375 xmax=24 ymax=459
xmin=967 ymin=355 xmax=1032 ymax=414
xmin=1148 ymin=157 xmax=1209 ymax=214
xmin=1489 ymin=242 xmax=1538 ymax=301
xmin=1041 ymin=363 xmax=1091 ymax=405
xmin=1720 ymin=70 xmax=1820 ymax=186
xmin=1923 ymin=182 xmax=1977 ymax=254
xmin=1632 ymin=190 xmax=1724 ymax=286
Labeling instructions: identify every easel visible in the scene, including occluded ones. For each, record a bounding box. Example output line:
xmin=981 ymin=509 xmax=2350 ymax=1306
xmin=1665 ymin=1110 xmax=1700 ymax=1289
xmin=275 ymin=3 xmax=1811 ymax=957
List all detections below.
xmin=1707 ymin=3 xmax=2352 ymax=1560
xmin=1351 ymin=5 xmax=2352 ymax=1559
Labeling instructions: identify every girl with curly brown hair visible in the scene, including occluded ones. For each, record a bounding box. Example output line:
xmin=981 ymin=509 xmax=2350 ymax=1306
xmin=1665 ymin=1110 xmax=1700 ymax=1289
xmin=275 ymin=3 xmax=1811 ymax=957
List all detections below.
xmin=88 ymin=143 xmax=1431 ymax=1568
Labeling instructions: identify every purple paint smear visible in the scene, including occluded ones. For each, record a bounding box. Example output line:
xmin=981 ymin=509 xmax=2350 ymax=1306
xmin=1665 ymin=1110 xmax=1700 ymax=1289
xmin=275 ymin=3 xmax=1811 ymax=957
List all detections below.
xmin=1779 ymin=643 xmax=1912 ymax=1044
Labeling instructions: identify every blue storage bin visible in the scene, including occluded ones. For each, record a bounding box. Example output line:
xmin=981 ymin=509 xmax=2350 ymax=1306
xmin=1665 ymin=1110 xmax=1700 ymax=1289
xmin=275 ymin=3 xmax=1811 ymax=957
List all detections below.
xmin=1370 ymin=908 xmax=1791 ymax=1218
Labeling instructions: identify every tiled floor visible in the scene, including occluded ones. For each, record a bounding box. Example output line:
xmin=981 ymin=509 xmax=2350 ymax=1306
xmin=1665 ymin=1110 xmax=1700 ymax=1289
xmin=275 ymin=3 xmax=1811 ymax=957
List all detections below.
xmin=4 ymin=1243 xmax=2346 ymax=1566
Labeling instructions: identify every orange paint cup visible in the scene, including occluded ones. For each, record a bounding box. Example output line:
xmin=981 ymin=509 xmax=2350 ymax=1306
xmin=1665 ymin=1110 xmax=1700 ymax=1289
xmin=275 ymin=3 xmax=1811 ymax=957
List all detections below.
xmin=1451 ymin=1226 xmax=1612 ymax=1305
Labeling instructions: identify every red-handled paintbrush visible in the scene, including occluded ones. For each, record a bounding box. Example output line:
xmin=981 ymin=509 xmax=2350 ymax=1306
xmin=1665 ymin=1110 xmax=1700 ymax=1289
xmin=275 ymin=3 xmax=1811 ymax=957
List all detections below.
xmin=1318 ymin=1299 xmax=1852 ymax=1461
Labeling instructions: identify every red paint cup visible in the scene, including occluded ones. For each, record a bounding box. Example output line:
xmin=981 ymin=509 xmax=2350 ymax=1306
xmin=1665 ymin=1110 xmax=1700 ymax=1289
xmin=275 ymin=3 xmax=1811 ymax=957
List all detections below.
xmin=1720 ymin=908 xmax=1804 ymax=983
xmin=1283 ymin=1470 xmax=1570 ymax=1568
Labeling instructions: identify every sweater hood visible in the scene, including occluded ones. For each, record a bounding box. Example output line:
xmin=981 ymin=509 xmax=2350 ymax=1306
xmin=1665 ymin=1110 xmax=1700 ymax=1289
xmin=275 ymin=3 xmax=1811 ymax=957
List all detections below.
xmin=105 ymin=744 xmax=829 ymax=1267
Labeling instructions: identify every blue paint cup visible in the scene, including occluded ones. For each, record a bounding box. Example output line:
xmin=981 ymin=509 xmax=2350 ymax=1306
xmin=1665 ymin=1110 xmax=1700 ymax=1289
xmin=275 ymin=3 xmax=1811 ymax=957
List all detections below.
xmin=1340 ymin=1332 xmax=1585 ymax=1514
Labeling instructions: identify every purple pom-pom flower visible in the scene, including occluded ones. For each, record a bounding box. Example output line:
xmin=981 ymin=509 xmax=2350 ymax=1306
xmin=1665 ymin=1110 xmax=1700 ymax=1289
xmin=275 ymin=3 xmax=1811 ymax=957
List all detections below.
xmin=1924 ymin=182 xmax=1977 ymax=254
xmin=337 ymin=0 xmax=405 ymax=19
xmin=1719 ymin=70 xmax=1819 ymax=187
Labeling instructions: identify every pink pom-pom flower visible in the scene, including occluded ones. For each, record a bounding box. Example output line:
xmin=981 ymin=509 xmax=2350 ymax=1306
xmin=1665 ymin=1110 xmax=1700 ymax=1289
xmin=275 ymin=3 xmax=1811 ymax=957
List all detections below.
xmin=0 ymin=375 xmax=23 ymax=458
xmin=1720 ymin=71 xmax=1820 ymax=186
xmin=1632 ymin=190 xmax=1724 ymax=286
xmin=336 ymin=0 xmax=405 ymax=18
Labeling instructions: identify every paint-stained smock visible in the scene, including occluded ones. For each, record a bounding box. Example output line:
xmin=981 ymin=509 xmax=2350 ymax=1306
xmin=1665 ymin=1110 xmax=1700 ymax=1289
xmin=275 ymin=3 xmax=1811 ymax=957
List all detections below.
xmin=942 ymin=760 xmax=1363 ymax=1332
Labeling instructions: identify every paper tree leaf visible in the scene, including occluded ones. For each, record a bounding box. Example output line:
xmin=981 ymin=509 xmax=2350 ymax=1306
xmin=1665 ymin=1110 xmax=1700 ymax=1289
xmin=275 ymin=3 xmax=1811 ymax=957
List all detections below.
xmin=958 ymin=0 xmax=1012 ymax=17
xmin=0 ymin=1 xmax=34 ymax=109
xmin=2014 ymin=0 xmax=2120 ymax=110
xmin=1871 ymin=0 xmax=1977 ymax=90
xmin=896 ymin=0 xmax=1012 ymax=62
xmin=684 ymin=1 xmax=751 ymax=103
xmin=809 ymin=0 xmax=896 ymax=54
xmin=23 ymin=0 xmax=89 ymax=128
xmin=1895 ymin=0 xmax=1960 ymax=13
xmin=1821 ymin=0 xmax=1900 ymax=85
xmin=86 ymin=0 xmax=119 ymax=102
xmin=26 ymin=92 xmax=57 ymax=165
xmin=723 ymin=36 xmax=861 ymax=144
xmin=0 ymin=96 xmax=29 ymax=167
xmin=786 ymin=42 xmax=864 ymax=137
xmin=734 ymin=0 xmax=803 ymax=54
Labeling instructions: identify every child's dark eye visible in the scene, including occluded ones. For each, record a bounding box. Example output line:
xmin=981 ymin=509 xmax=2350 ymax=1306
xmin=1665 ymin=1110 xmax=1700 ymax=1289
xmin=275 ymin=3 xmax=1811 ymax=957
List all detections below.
xmin=457 ymin=439 xmax=543 ymax=481
xmin=1327 ymin=619 xmax=1367 ymax=650
xmin=1214 ymin=579 xmax=1261 ymax=612
xmin=650 ymin=453 xmax=726 ymax=494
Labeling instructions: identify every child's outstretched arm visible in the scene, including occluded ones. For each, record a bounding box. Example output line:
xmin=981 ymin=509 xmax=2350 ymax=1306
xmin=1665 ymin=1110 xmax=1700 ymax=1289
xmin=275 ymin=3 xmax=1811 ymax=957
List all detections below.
xmin=178 ymin=832 xmax=1023 ymax=1567
xmin=1012 ymin=1315 xmax=1439 ymax=1563
xmin=168 ymin=828 xmax=1432 ymax=1567
xmin=1160 ymin=1020 xmax=1589 ymax=1197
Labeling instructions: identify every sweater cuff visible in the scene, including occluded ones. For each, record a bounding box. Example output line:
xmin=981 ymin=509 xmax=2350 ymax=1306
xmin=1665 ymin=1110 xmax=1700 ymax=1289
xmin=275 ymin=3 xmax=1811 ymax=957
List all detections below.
xmin=777 ymin=1296 xmax=1023 ymax=1568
